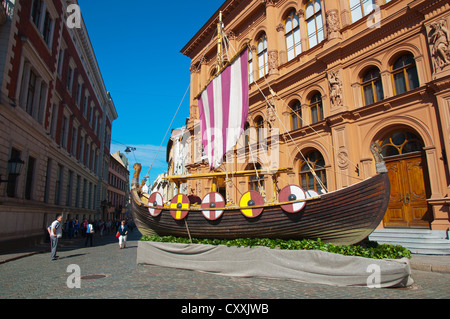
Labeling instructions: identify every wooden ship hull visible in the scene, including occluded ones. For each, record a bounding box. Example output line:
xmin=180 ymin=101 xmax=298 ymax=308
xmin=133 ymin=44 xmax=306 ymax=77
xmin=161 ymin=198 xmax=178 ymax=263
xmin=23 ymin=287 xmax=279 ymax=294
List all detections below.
xmin=130 ymin=172 xmax=390 ymax=246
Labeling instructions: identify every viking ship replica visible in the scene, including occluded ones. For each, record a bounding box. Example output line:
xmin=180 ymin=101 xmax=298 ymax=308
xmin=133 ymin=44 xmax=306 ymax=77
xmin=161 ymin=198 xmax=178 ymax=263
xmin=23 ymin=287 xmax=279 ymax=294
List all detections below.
xmin=130 ymin=12 xmax=391 ymax=246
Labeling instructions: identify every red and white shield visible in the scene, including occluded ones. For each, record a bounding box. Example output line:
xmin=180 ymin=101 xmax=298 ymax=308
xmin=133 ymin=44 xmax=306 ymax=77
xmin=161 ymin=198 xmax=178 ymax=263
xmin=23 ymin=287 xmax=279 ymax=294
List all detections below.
xmin=170 ymin=194 xmax=190 ymax=220
xmin=201 ymin=192 xmax=225 ymax=221
xmin=279 ymin=185 xmax=307 ymax=214
xmin=240 ymin=191 xmax=265 ymax=218
xmin=148 ymin=192 xmax=164 ymax=217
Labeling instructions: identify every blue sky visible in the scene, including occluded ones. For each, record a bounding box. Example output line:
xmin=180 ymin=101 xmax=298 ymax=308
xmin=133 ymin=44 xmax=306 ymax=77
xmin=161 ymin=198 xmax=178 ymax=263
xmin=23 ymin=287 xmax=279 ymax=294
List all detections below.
xmin=77 ymin=0 xmax=225 ymax=185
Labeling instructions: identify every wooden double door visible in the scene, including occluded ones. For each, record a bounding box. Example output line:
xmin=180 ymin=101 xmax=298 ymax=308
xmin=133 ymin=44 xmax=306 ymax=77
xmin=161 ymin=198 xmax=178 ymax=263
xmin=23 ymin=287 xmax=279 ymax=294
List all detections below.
xmin=384 ymin=152 xmax=431 ymax=228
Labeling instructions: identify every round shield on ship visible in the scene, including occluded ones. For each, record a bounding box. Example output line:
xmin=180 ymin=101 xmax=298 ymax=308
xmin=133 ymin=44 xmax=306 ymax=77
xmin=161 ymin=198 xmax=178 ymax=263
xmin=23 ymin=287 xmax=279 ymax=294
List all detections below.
xmin=170 ymin=194 xmax=190 ymax=220
xmin=201 ymin=192 xmax=225 ymax=221
xmin=148 ymin=192 xmax=164 ymax=217
xmin=240 ymin=191 xmax=265 ymax=218
xmin=279 ymin=185 xmax=307 ymax=214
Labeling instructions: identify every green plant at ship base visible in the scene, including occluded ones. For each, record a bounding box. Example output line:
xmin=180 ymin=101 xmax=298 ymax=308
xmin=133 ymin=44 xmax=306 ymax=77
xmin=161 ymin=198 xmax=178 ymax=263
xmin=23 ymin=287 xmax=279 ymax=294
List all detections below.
xmin=140 ymin=236 xmax=411 ymax=260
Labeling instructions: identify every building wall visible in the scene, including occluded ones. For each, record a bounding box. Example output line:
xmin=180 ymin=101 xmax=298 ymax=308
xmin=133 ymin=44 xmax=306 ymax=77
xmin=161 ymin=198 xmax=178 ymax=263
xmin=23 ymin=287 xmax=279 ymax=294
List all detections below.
xmin=106 ymin=152 xmax=130 ymax=221
xmin=182 ymin=0 xmax=450 ymax=231
xmin=0 ymin=0 xmax=117 ymax=250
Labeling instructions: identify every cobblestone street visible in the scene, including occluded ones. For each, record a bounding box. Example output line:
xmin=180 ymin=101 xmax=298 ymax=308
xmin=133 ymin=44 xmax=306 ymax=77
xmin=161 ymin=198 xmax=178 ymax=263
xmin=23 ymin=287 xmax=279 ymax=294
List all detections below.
xmin=1 ymin=230 xmax=450 ymax=304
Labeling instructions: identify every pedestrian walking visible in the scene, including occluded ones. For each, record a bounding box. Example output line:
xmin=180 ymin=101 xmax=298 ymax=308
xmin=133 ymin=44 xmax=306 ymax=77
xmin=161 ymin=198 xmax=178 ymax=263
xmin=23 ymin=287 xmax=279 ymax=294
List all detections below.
xmin=117 ymin=220 xmax=128 ymax=249
xmin=85 ymin=220 xmax=94 ymax=247
xmin=48 ymin=214 xmax=63 ymax=261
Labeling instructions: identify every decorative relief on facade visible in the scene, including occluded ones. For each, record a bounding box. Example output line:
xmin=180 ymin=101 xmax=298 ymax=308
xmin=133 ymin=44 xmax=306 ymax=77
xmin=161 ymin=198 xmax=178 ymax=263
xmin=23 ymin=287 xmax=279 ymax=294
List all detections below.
xmin=268 ymin=50 xmax=279 ymax=75
xmin=266 ymin=100 xmax=277 ymax=130
xmin=262 ymin=0 xmax=276 ymax=7
xmin=337 ymin=149 xmax=349 ymax=169
xmin=428 ymin=19 xmax=450 ymax=73
xmin=326 ymin=9 xmax=341 ymax=40
xmin=328 ymin=69 xmax=343 ymax=109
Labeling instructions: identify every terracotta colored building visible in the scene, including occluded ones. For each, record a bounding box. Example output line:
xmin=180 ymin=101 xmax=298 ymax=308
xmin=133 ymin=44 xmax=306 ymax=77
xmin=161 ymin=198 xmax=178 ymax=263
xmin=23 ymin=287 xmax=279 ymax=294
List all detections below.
xmin=106 ymin=151 xmax=130 ymax=221
xmin=181 ymin=0 xmax=450 ymax=253
xmin=0 ymin=0 xmax=117 ymax=249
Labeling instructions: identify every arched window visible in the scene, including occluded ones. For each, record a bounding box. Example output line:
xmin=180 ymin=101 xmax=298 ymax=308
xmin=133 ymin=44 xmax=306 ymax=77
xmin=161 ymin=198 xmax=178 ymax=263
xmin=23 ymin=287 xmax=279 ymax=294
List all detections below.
xmin=349 ymin=0 xmax=375 ymax=23
xmin=299 ymin=150 xmax=327 ymax=192
xmin=285 ymin=10 xmax=302 ymax=61
xmin=254 ymin=116 xmax=264 ymax=145
xmin=392 ymin=54 xmax=420 ymax=95
xmin=291 ymin=100 xmax=302 ymax=130
xmin=210 ymin=67 xmax=217 ymax=80
xmin=309 ymin=92 xmax=323 ymax=124
xmin=248 ymin=48 xmax=254 ymax=84
xmin=379 ymin=131 xmax=424 ymax=158
xmin=257 ymin=34 xmax=268 ymax=78
xmin=361 ymin=67 xmax=384 ymax=105
xmin=305 ymin=0 xmax=324 ymax=49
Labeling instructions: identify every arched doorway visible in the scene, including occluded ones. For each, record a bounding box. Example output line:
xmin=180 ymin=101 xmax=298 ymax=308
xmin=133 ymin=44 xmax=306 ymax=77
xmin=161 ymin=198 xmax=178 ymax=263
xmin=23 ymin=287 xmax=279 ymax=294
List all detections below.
xmin=377 ymin=130 xmax=432 ymax=228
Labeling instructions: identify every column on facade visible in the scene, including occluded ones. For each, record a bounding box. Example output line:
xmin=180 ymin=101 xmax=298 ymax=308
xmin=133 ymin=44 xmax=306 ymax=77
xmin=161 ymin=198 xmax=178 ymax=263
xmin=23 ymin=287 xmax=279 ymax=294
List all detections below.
xmin=264 ymin=0 xmax=279 ymax=76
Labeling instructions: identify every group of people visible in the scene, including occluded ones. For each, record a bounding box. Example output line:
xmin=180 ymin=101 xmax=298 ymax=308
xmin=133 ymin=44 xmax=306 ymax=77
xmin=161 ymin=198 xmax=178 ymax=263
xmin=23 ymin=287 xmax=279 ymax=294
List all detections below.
xmin=48 ymin=215 xmax=135 ymax=261
xmin=61 ymin=218 xmax=135 ymax=240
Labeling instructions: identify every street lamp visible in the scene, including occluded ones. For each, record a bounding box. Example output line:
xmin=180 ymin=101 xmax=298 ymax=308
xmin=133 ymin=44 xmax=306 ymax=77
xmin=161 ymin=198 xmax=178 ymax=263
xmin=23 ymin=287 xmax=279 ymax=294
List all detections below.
xmin=0 ymin=157 xmax=25 ymax=183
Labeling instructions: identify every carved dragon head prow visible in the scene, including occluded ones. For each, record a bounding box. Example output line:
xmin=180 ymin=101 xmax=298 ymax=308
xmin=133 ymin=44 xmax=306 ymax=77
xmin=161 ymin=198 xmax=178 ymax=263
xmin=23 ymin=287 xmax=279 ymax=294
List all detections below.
xmin=131 ymin=163 xmax=142 ymax=189
xmin=370 ymin=143 xmax=388 ymax=174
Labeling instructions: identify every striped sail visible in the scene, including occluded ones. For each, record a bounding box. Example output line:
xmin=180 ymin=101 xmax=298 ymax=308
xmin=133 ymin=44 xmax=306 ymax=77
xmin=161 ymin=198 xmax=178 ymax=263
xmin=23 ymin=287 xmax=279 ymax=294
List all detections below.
xmin=198 ymin=49 xmax=249 ymax=169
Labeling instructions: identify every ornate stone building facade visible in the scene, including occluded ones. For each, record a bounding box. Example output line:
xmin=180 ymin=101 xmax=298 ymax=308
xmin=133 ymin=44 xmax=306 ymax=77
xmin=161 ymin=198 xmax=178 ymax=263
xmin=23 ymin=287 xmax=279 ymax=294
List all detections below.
xmin=181 ymin=0 xmax=450 ymax=241
xmin=0 ymin=0 xmax=117 ymax=250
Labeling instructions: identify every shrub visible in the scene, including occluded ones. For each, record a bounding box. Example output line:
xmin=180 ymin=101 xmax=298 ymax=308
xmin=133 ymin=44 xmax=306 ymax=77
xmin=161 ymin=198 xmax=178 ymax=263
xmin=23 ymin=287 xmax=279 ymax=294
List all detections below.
xmin=140 ymin=236 xmax=411 ymax=260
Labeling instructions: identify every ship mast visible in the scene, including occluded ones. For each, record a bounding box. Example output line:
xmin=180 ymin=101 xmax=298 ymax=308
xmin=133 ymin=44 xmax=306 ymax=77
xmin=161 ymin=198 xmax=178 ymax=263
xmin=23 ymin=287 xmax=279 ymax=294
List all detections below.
xmin=216 ymin=11 xmax=223 ymax=75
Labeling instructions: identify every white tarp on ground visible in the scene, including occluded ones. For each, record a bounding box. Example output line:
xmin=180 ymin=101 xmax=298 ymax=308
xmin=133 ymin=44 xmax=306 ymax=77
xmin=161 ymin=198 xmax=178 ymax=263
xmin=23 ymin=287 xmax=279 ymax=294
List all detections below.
xmin=137 ymin=242 xmax=414 ymax=288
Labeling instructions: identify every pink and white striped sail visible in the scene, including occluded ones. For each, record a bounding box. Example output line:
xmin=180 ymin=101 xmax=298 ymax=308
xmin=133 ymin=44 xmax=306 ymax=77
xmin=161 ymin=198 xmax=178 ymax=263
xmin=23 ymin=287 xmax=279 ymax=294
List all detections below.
xmin=198 ymin=49 xmax=249 ymax=169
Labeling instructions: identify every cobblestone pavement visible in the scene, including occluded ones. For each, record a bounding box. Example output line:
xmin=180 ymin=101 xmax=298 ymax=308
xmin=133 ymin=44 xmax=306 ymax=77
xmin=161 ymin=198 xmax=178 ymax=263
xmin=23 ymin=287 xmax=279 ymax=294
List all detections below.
xmin=1 ymin=230 xmax=450 ymax=302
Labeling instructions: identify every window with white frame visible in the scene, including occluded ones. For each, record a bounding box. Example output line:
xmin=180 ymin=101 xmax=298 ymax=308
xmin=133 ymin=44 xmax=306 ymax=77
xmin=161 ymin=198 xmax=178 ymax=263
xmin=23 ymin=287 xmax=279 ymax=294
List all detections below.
xmin=67 ymin=66 xmax=74 ymax=92
xmin=285 ymin=10 xmax=302 ymax=61
xmin=60 ymin=115 xmax=68 ymax=149
xmin=349 ymin=0 xmax=376 ymax=23
xmin=306 ymin=0 xmax=324 ymax=49
xmin=257 ymin=34 xmax=268 ymax=79
xmin=18 ymin=61 xmax=49 ymax=124
xmin=76 ymin=82 xmax=83 ymax=106
xmin=31 ymin=0 xmax=55 ymax=48
xmin=57 ymin=49 xmax=65 ymax=77
xmin=83 ymin=94 xmax=89 ymax=117
xmin=71 ymin=126 xmax=78 ymax=157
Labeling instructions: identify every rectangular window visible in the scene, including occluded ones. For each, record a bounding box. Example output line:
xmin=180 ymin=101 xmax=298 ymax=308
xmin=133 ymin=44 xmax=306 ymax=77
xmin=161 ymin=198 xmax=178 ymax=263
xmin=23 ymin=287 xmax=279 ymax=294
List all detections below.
xmin=60 ymin=116 xmax=68 ymax=149
xmin=7 ymin=148 xmax=22 ymax=198
xmin=31 ymin=0 xmax=43 ymax=28
xmin=67 ymin=67 xmax=74 ymax=92
xmin=75 ymin=175 xmax=81 ymax=208
xmin=71 ymin=127 xmax=78 ymax=157
xmin=25 ymin=70 xmax=37 ymax=116
xmin=83 ymin=96 xmax=89 ymax=116
xmin=24 ymin=156 xmax=36 ymax=200
xmin=76 ymin=83 xmax=83 ymax=106
xmin=42 ymin=10 xmax=53 ymax=47
xmin=66 ymin=170 xmax=73 ymax=207
xmin=43 ymin=158 xmax=52 ymax=203
xmin=57 ymin=49 xmax=65 ymax=76
xmin=55 ymin=164 xmax=63 ymax=205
